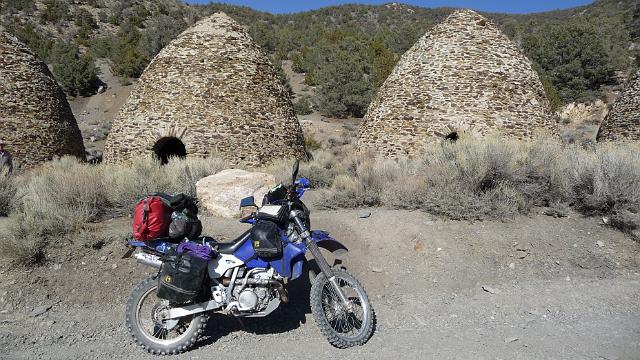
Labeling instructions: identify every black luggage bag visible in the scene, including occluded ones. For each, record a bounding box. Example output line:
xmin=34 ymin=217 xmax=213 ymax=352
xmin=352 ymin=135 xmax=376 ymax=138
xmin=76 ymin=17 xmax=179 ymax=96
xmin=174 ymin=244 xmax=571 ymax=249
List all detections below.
xmin=157 ymin=248 xmax=208 ymax=303
xmin=250 ymin=220 xmax=283 ymax=260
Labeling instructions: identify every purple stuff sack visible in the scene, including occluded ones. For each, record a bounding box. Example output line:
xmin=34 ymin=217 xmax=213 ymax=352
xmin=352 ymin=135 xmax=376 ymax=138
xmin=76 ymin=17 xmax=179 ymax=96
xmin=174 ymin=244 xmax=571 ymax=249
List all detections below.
xmin=177 ymin=241 xmax=214 ymax=261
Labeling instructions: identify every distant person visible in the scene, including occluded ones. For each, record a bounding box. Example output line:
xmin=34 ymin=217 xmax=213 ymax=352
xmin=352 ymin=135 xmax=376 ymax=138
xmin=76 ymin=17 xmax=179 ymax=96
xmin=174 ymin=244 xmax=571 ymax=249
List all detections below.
xmin=0 ymin=140 xmax=13 ymax=174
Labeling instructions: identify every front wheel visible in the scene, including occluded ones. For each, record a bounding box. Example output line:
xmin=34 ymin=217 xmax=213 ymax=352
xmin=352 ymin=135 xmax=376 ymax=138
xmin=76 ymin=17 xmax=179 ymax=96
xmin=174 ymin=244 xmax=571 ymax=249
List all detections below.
xmin=125 ymin=277 xmax=207 ymax=355
xmin=310 ymin=269 xmax=375 ymax=348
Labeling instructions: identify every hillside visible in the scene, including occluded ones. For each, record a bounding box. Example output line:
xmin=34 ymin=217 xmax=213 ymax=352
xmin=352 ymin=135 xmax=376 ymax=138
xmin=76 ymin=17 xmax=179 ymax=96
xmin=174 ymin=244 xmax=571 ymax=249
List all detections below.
xmin=1 ymin=0 xmax=638 ymax=121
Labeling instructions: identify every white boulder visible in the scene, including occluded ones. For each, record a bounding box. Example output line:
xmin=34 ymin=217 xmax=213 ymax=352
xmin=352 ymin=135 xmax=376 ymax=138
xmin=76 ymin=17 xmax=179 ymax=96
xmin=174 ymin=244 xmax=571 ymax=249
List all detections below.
xmin=196 ymin=169 xmax=276 ymax=218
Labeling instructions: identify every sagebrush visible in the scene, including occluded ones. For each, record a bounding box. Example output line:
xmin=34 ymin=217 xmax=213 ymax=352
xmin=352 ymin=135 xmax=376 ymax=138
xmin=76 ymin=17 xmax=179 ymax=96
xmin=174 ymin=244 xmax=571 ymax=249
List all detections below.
xmin=0 ymin=156 xmax=226 ymax=264
xmin=317 ymin=137 xmax=640 ymax=228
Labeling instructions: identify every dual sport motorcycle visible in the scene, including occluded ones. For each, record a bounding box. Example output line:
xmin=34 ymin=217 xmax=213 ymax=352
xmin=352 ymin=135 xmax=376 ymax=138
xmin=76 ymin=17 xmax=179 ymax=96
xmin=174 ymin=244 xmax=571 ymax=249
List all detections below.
xmin=124 ymin=161 xmax=375 ymax=354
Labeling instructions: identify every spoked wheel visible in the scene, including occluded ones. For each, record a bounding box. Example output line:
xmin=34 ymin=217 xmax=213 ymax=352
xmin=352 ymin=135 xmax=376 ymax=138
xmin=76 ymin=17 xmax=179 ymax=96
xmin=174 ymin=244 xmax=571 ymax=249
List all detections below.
xmin=310 ymin=269 xmax=375 ymax=348
xmin=125 ymin=277 xmax=207 ymax=355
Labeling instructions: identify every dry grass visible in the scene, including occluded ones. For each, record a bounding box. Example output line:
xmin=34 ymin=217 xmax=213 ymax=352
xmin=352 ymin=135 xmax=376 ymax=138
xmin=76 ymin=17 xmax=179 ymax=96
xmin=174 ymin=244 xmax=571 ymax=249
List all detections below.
xmin=0 ymin=156 xmax=226 ymax=265
xmin=2 ymin=136 xmax=639 ymax=265
xmin=0 ymin=169 xmax=16 ymax=216
xmin=264 ymin=149 xmax=346 ymax=188
xmin=317 ymin=136 xmax=640 ymax=228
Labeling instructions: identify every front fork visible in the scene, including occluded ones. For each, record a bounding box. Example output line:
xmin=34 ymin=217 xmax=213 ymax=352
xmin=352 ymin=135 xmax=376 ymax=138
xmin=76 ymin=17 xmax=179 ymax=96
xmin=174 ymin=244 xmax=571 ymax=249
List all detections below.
xmin=293 ymin=216 xmax=352 ymax=309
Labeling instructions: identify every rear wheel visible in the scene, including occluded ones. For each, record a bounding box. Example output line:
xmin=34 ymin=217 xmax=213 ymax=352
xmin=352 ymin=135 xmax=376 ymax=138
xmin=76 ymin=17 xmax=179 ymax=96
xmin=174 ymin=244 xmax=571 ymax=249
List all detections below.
xmin=310 ymin=269 xmax=375 ymax=348
xmin=125 ymin=277 xmax=207 ymax=355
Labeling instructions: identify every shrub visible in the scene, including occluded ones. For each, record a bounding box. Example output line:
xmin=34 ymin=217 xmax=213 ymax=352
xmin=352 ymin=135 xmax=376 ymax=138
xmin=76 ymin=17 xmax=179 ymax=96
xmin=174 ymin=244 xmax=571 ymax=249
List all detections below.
xmin=74 ymin=8 xmax=98 ymax=39
xmin=294 ymin=96 xmax=314 ymax=115
xmin=6 ymin=23 xmax=54 ymax=61
xmin=14 ymin=157 xmax=109 ymax=235
xmin=301 ymin=150 xmax=343 ymax=188
xmin=304 ymin=133 xmax=322 ymax=151
xmin=138 ymin=14 xmax=186 ymax=59
xmin=317 ymin=52 xmax=372 ymax=118
xmin=264 ymin=150 xmax=342 ymax=188
xmin=40 ymin=0 xmax=70 ymax=24
xmin=0 ymin=170 xmax=16 ymax=216
xmin=103 ymin=156 xmax=226 ymax=215
xmin=0 ymin=156 xmax=228 ymax=265
xmin=565 ymin=144 xmax=640 ymax=215
xmin=316 ymin=137 xmax=640 ymax=226
xmin=522 ymin=18 xmax=630 ymax=102
xmin=0 ymin=216 xmax=47 ymax=265
xmin=1 ymin=0 xmax=36 ymax=14
xmin=50 ymin=41 xmax=100 ymax=96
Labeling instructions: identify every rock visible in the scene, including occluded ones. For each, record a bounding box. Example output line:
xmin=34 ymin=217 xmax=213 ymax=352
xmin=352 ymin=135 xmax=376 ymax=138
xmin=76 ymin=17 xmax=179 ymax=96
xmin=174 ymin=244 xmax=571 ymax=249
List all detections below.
xmin=30 ymin=304 xmax=52 ymax=317
xmin=111 ymin=264 xmax=118 ymax=270
xmin=508 ymin=262 xmax=515 ymax=269
xmin=371 ymin=267 xmax=383 ymax=273
xmin=596 ymin=240 xmax=605 ymax=248
xmin=358 ymin=211 xmax=372 ymax=218
xmin=556 ymin=100 xmax=607 ymax=125
xmin=517 ymin=251 xmax=528 ymax=259
xmin=52 ymin=264 xmax=61 ymax=271
xmin=505 ymin=337 xmax=519 ymax=343
xmin=100 ymin=256 xmax=107 ymax=261
xmin=413 ymin=239 xmax=425 ymax=252
xmin=196 ymin=169 xmax=276 ymax=218
xmin=482 ymin=286 xmax=500 ymax=294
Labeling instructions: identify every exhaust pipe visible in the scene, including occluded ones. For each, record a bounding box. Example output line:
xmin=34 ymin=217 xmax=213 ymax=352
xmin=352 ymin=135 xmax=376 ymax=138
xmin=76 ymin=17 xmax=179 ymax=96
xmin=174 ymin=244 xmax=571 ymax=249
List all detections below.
xmin=134 ymin=252 xmax=162 ymax=269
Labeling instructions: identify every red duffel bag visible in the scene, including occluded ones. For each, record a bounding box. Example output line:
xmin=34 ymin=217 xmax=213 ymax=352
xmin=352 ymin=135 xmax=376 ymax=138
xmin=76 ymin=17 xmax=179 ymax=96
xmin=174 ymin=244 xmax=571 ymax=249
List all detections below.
xmin=132 ymin=195 xmax=171 ymax=241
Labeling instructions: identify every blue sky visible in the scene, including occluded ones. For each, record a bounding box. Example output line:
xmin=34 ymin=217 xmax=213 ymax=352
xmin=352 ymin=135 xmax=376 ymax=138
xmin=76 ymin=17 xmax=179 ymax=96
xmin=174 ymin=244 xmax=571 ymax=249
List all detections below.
xmin=185 ymin=0 xmax=595 ymax=14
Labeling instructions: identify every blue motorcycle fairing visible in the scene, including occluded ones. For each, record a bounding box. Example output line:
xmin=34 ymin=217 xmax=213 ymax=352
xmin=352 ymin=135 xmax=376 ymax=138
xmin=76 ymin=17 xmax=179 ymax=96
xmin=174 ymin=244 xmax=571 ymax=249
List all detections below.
xmin=233 ymin=230 xmax=348 ymax=280
xmin=235 ymin=237 xmax=307 ymax=280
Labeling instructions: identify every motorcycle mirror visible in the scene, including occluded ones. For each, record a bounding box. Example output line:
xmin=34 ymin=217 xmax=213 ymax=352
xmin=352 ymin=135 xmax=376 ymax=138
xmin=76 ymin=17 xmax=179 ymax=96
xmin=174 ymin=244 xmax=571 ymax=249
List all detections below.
xmin=291 ymin=160 xmax=300 ymax=185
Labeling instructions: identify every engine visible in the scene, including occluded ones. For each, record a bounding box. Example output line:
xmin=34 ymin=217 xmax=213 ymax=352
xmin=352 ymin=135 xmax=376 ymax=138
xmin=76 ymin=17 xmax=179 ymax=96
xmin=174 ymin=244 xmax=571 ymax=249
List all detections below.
xmin=232 ymin=268 xmax=280 ymax=313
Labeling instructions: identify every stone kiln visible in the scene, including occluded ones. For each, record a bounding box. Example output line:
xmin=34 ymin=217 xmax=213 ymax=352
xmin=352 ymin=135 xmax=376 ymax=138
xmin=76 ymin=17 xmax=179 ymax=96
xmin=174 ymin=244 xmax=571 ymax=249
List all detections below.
xmin=357 ymin=9 xmax=555 ymax=157
xmin=0 ymin=32 xmax=85 ymax=168
xmin=597 ymin=71 xmax=639 ymax=142
xmin=103 ymin=13 xmax=305 ymax=166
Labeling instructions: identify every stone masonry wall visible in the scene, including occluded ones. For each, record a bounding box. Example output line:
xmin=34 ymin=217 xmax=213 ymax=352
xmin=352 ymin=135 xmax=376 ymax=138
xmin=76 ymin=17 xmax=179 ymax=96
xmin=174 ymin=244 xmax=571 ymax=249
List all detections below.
xmin=597 ymin=70 xmax=640 ymax=142
xmin=357 ymin=9 xmax=555 ymax=157
xmin=103 ymin=13 xmax=305 ymax=166
xmin=0 ymin=32 xmax=86 ymax=168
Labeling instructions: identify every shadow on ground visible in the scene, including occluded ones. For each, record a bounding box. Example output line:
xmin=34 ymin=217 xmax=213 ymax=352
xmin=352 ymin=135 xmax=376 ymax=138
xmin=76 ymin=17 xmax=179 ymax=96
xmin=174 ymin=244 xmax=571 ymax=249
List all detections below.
xmin=196 ymin=270 xmax=313 ymax=348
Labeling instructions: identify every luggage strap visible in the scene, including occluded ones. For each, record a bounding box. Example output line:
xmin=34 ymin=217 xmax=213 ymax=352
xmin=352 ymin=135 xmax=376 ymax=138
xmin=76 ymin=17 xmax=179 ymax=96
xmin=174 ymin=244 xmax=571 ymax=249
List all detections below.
xmin=137 ymin=197 xmax=150 ymax=235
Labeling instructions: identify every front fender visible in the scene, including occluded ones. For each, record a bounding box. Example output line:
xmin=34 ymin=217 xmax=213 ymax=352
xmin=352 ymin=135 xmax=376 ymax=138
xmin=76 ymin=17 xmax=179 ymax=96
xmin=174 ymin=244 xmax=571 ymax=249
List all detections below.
xmin=311 ymin=230 xmax=348 ymax=259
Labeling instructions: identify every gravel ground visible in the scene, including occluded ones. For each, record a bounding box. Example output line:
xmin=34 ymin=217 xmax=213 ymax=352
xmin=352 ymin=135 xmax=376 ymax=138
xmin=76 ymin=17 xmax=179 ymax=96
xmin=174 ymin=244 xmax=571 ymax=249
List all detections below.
xmin=1 ymin=209 xmax=639 ymax=360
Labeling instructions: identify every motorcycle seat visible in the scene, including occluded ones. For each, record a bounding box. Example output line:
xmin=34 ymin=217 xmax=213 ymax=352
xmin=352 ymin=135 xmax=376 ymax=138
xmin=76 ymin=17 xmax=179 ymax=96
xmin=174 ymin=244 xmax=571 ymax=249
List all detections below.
xmin=217 ymin=229 xmax=251 ymax=254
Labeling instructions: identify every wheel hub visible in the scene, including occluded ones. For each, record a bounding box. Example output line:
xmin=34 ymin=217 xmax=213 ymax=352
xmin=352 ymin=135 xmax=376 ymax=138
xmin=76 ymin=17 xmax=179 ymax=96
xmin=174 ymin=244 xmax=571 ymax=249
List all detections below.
xmin=152 ymin=303 xmax=179 ymax=330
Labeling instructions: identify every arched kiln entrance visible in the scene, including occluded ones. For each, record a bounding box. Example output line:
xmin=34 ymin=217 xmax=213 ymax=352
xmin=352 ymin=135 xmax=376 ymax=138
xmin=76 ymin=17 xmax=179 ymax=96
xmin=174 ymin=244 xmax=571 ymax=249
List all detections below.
xmin=153 ymin=137 xmax=186 ymax=164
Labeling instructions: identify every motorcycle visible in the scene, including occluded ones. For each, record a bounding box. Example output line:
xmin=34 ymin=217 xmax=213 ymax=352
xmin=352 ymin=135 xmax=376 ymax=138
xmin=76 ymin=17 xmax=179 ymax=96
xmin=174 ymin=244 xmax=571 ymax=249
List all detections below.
xmin=124 ymin=161 xmax=375 ymax=354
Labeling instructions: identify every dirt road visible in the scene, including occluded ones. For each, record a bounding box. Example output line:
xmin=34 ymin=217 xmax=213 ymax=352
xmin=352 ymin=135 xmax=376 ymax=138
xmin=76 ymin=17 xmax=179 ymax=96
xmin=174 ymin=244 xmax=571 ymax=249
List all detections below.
xmin=1 ymin=209 xmax=639 ymax=359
